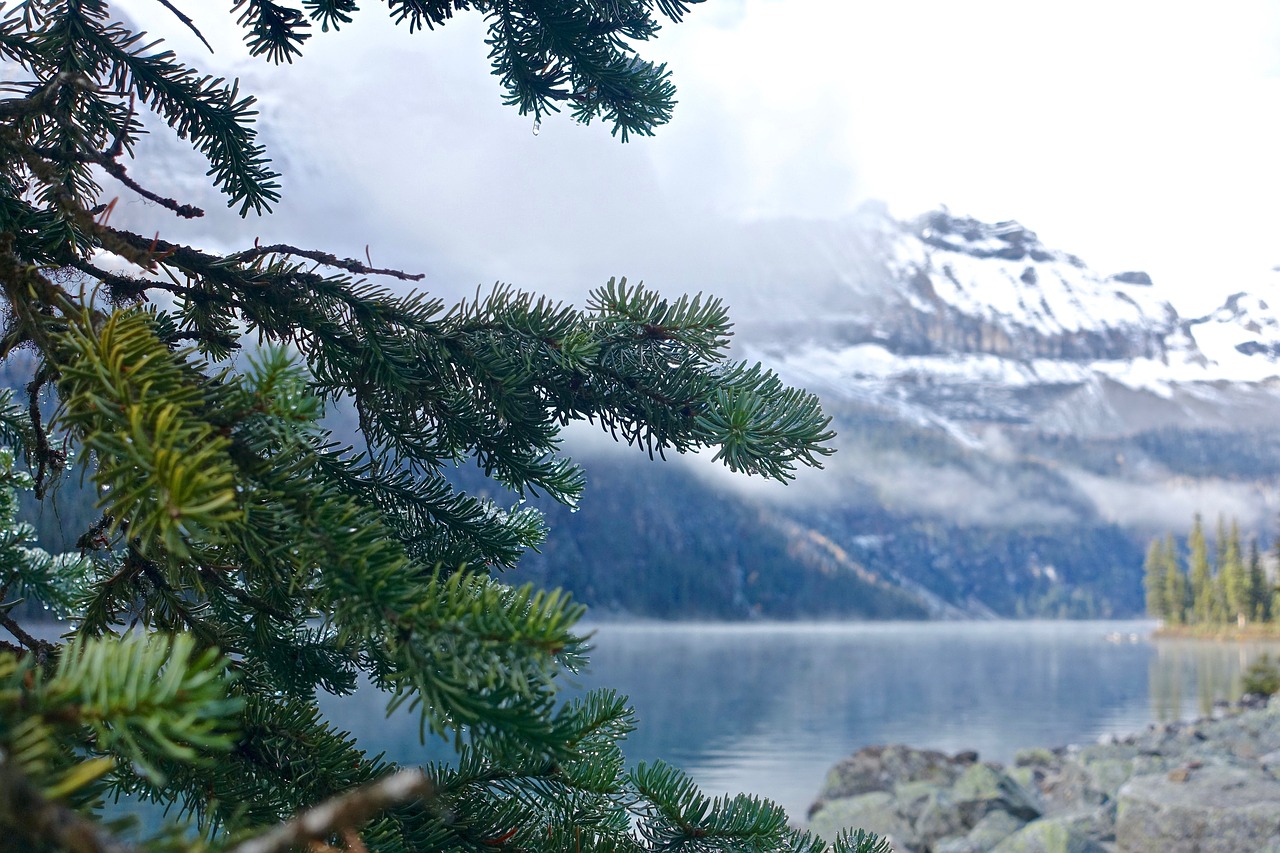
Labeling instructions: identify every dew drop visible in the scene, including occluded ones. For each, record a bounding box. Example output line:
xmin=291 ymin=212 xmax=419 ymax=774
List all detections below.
xmin=532 ymin=119 xmax=541 ymax=137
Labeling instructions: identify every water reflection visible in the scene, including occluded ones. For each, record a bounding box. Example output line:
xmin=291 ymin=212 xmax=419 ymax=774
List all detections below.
xmin=1148 ymin=638 xmax=1280 ymax=721
xmin=564 ymin=621 xmax=1163 ymax=819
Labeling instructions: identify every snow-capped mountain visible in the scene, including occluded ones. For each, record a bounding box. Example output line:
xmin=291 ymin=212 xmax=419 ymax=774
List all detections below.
xmin=521 ymin=205 xmax=1280 ymax=621
xmin=737 ymin=205 xmax=1280 ymax=440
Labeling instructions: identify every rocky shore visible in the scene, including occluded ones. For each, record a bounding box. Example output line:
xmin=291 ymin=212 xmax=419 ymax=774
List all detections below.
xmin=806 ymin=696 xmax=1280 ymax=852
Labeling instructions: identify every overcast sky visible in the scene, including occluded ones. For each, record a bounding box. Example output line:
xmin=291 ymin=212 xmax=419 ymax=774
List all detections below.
xmin=113 ymin=1 xmax=1280 ymax=317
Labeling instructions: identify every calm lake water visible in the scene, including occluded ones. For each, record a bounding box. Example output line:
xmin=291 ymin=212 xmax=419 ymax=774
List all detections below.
xmin=319 ymin=619 xmax=1280 ymax=822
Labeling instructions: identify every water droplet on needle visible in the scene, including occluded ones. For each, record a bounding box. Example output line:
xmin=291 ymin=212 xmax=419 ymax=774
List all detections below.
xmin=532 ymin=119 xmax=541 ymax=137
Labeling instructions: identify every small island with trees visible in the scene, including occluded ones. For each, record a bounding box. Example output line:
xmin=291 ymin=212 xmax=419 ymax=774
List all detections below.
xmin=1143 ymin=513 xmax=1280 ymax=638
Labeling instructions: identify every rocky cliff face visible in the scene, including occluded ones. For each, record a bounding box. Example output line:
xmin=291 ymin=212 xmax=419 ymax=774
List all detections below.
xmin=743 ymin=205 xmax=1179 ymax=367
xmin=893 ymin=210 xmax=1174 ymax=363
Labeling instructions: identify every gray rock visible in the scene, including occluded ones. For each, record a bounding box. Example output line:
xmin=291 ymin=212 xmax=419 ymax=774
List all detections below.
xmin=816 ymin=744 xmax=968 ymax=804
xmin=1076 ymin=751 xmax=1170 ymax=803
xmin=913 ymin=787 xmax=966 ymax=842
xmin=1115 ymin=766 xmax=1280 ymax=853
xmin=1259 ymin=747 xmax=1280 ymax=773
xmin=933 ymin=838 xmax=984 ymax=853
xmin=1014 ymin=748 xmax=1058 ymax=768
xmin=1044 ymin=806 xmax=1114 ymax=844
xmin=952 ymin=763 xmax=1042 ymax=823
xmin=807 ymin=792 xmax=913 ymax=849
xmin=807 ymin=700 xmax=1280 ymax=852
xmin=989 ymin=819 xmax=1107 ymax=853
xmin=934 ymin=811 xmax=1027 ymax=853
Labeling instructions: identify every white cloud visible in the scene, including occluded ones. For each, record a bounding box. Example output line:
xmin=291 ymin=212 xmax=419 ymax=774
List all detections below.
xmin=107 ymin=1 xmax=1280 ymax=318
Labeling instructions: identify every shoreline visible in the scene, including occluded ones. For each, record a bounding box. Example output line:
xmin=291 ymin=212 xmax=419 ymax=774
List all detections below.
xmin=806 ymin=695 xmax=1280 ymax=853
xmin=1152 ymin=623 xmax=1280 ymax=642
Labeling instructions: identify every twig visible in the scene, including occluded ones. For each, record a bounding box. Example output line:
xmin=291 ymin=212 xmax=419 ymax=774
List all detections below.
xmin=26 ymin=363 xmax=63 ymax=498
xmin=200 ymin=567 xmax=295 ymax=622
xmin=63 ymin=258 xmax=156 ymax=304
xmin=228 ymin=244 xmax=425 ymax=282
xmin=0 ymin=71 xmax=78 ymax=121
xmin=227 ymin=769 xmax=434 ymax=853
xmin=0 ymin=612 xmax=57 ymax=662
xmin=96 ymin=157 xmax=204 ymax=218
xmin=149 ymin=0 xmax=215 ymax=53
xmin=75 ymin=513 xmax=115 ymax=553
xmin=23 ymin=145 xmax=205 ymax=219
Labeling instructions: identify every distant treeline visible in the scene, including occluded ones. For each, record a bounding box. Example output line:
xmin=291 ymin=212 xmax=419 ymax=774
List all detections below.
xmin=1143 ymin=514 xmax=1274 ymax=626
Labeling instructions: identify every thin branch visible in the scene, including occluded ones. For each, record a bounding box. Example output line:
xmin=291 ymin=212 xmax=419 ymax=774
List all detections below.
xmin=26 ymin=363 xmax=64 ymax=498
xmin=0 ymin=71 xmax=79 ymax=121
xmin=228 ymin=244 xmax=425 ymax=282
xmin=23 ymin=144 xmax=205 ymax=218
xmin=95 ymin=157 xmax=204 ymax=218
xmin=149 ymin=0 xmax=216 ymax=53
xmin=75 ymin=513 xmax=115 ymax=552
xmin=227 ymin=769 xmax=434 ymax=853
xmin=63 ymin=258 xmax=157 ymax=302
xmin=0 ymin=612 xmax=57 ymax=662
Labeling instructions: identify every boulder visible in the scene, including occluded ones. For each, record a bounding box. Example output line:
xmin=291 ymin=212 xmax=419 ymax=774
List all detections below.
xmin=1040 ymin=806 xmax=1114 ymax=846
xmin=989 ymin=819 xmax=1107 ymax=853
xmin=934 ymin=811 xmax=1026 ymax=853
xmin=807 ymin=792 xmax=914 ymax=850
xmin=1115 ymin=767 xmax=1280 ymax=853
xmin=952 ymin=763 xmax=1042 ymax=823
xmin=815 ymin=745 xmax=970 ymax=804
xmin=912 ymin=787 xmax=966 ymax=842
xmin=1075 ymin=749 xmax=1170 ymax=803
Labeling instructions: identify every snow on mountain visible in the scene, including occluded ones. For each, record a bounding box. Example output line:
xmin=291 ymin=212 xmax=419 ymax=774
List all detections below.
xmin=740 ymin=205 xmax=1280 ymax=434
xmin=899 ymin=210 xmax=1176 ymax=352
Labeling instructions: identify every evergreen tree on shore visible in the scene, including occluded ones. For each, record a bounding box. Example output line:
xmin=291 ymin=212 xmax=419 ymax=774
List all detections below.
xmin=1248 ymin=537 xmax=1269 ymax=623
xmin=1221 ymin=519 xmax=1248 ymax=626
xmin=0 ymin=3 xmax=887 ymax=852
xmin=1161 ymin=533 xmax=1187 ymax=625
xmin=1144 ymin=517 xmax=1280 ymax=630
xmin=1190 ymin=515 xmax=1214 ymax=624
xmin=1144 ymin=538 xmax=1166 ymax=620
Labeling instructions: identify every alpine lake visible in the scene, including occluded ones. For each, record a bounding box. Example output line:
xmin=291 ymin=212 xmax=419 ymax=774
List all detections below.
xmin=319 ymin=619 xmax=1280 ymax=822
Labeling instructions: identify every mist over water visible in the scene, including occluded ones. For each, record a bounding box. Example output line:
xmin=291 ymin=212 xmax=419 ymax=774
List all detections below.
xmin=320 ymin=620 xmax=1280 ymax=823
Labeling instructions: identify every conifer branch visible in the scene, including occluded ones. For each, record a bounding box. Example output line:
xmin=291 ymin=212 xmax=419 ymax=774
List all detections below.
xmin=0 ymin=5 xmax=854 ymax=851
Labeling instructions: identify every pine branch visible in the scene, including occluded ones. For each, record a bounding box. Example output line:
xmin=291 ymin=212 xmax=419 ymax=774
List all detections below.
xmin=0 ymin=6 xmax=843 ymax=852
